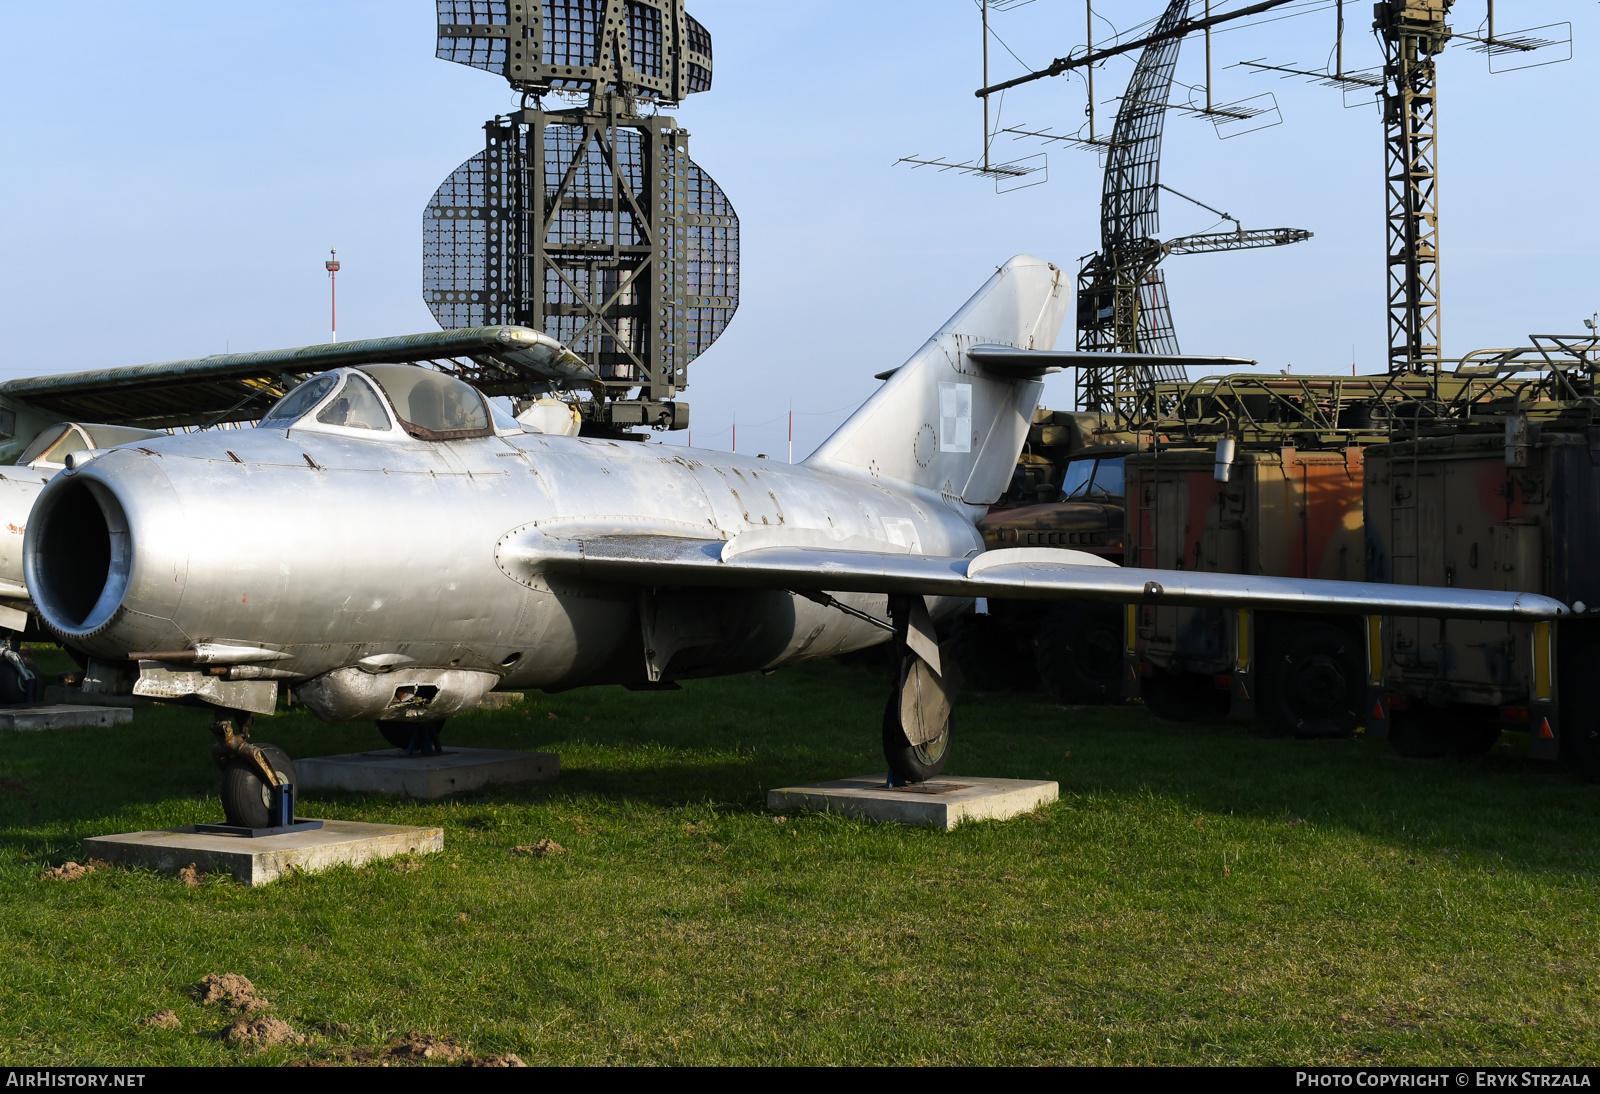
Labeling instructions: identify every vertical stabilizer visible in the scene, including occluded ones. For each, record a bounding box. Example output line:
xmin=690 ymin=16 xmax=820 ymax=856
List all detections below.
xmin=805 ymin=255 xmax=1067 ymax=509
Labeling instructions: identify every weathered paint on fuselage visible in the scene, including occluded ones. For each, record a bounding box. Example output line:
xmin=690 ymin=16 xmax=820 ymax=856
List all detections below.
xmin=46 ymin=419 xmax=981 ymax=693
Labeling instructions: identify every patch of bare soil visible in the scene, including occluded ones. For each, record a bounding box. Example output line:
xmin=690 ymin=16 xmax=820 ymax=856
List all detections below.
xmin=386 ymin=1032 xmax=464 ymax=1062
xmin=177 ymin=863 xmax=202 ymax=887
xmin=463 ymin=1054 xmax=526 ymax=1067
xmin=40 ymin=859 xmax=108 ymax=881
xmin=225 ymin=1015 xmax=305 ymax=1051
xmin=317 ymin=1033 xmax=524 ymax=1067
xmin=136 ymin=1010 xmax=181 ymax=1031
xmin=512 ymin=839 xmax=564 ymax=857
xmin=192 ymin=973 xmax=270 ymax=1013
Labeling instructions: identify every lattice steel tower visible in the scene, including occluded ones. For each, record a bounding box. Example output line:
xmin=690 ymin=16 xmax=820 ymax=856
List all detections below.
xmin=1377 ymin=0 xmax=1452 ymax=373
xmin=427 ymin=1 xmax=738 ymax=432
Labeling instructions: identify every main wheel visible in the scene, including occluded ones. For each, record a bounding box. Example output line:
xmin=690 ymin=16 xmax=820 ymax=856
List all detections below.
xmin=0 ymin=651 xmax=38 ymax=704
xmin=882 ymin=691 xmax=952 ymax=784
xmin=1034 ymin=601 xmax=1122 ymax=705
xmin=1139 ymin=668 xmax=1229 ymax=723
xmin=220 ymin=745 xmax=297 ymax=829
xmin=378 ymin=719 xmax=444 ymax=753
xmin=1255 ymin=621 xmax=1363 ymax=739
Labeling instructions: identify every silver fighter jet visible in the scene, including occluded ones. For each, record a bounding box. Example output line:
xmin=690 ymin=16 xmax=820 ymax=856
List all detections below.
xmin=21 ymin=257 xmax=1566 ymax=827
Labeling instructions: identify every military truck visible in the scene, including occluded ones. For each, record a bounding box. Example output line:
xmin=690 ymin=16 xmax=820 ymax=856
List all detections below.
xmin=1362 ymin=335 xmax=1600 ymax=775
xmin=1118 ymin=371 xmax=1469 ymax=736
xmin=956 ymin=408 xmax=1132 ymax=702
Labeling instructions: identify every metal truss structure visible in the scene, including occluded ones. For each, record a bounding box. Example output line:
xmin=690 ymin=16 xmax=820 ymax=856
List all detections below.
xmin=1378 ymin=0 xmax=1452 ymax=374
xmin=426 ymin=0 xmax=736 ymax=433
xmin=1072 ymin=1 xmax=1310 ymax=431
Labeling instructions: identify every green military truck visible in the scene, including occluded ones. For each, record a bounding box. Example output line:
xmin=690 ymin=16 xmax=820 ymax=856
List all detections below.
xmin=1361 ymin=335 xmax=1600 ymax=776
xmin=956 ymin=408 xmax=1132 ymax=702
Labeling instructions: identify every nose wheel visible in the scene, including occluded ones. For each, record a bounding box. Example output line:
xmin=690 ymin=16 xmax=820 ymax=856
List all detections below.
xmin=199 ymin=712 xmax=320 ymax=837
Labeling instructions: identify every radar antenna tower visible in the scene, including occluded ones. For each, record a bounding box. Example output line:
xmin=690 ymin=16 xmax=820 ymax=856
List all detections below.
xmin=428 ymin=1 xmax=737 ymax=434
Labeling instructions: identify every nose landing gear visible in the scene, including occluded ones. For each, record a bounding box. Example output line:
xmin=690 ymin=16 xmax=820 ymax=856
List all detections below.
xmin=198 ymin=712 xmax=321 ymax=837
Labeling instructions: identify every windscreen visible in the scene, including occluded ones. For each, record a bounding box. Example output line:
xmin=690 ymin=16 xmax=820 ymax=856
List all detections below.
xmin=1062 ymin=457 xmax=1126 ymax=499
xmin=18 ymin=424 xmax=72 ymax=465
xmin=260 ymin=374 xmax=338 ymax=425
xmin=36 ymin=426 xmax=90 ymax=466
xmin=359 ymin=365 xmax=491 ymax=440
xmin=316 ymin=375 xmax=392 ymax=432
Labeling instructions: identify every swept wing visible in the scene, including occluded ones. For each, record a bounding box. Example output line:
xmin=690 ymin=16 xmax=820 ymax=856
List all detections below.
xmin=496 ymin=527 xmax=1567 ymax=621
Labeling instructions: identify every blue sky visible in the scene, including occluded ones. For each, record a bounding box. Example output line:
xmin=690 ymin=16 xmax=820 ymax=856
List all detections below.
xmin=1 ymin=1 xmax=1594 ymax=459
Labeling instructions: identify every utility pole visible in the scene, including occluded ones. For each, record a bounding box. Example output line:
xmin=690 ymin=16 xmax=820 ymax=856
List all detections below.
xmin=325 ymin=248 xmax=340 ymax=344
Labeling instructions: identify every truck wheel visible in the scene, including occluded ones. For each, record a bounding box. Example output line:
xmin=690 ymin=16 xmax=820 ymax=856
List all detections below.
xmin=1445 ymin=709 xmax=1503 ymax=758
xmin=1388 ymin=710 xmax=1447 ymax=759
xmin=1139 ymin=669 xmax=1229 ymax=723
xmin=1033 ymin=602 xmax=1122 ymax=705
xmin=1558 ymin=647 xmax=1600 ymax=781
xmin=1256 ymin=622 xmax=1363 ymax=739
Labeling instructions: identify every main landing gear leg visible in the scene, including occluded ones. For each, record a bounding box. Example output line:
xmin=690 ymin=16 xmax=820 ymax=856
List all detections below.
xmin=881 ymin=596 xmax=957 ymax=786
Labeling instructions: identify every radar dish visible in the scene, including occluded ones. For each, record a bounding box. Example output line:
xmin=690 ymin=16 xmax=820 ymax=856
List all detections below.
xmin=423 ymin=123 xmax=738 ymax=378
xmin=434 ymin=0 xmax=713 ymax=103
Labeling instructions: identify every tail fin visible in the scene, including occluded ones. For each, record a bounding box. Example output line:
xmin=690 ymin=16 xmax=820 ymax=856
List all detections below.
xmin=805 ymin=255 xmax=1067 ymax=507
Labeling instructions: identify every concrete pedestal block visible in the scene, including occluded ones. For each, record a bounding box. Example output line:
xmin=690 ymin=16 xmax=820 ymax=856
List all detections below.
xmin=0 ymin=704 xmax=133 ymax=731
xmin=84 ymin=820 xmax=442 ymax=886
xmin=767 ymin=775 xmax=1058 ymax=830
xmin=296 ymin=748 xmax=558 ymax=800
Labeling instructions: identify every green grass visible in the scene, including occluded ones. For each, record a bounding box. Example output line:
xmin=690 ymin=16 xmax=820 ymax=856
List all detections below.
xmin=1 ymin=648 xmax=1597 ymax=1065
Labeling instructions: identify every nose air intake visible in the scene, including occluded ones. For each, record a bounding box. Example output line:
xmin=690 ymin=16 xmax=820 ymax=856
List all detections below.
xmin=27 ymin=478 xmax=133 ymax=636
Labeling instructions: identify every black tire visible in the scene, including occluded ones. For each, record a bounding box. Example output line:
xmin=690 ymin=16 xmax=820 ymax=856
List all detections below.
xmin=1139 ymin=668 xmax=1229 ymax=723
xmin=1445 ymin=710 xmax=1504 ymax=758
xmin=1033 ymin=601 xmax=1122 ymax=705
xmin=378 ymin=719 xmax=444 ymax=752
xmin=882 ymin=692 xmax=952 ymax=785
xmin=219 ymin=745 xmax=297 ymax=829
xmin=950 ymin=612 xmax=1036 ymax=693
xmin=1388 ymin=709 xmax=1447 ymax=759
xmin=0 ymin=654 xmax=38 ymax=704
xmin=1559 ymin=641 xmax=1600 ymax=782
xmin=1255 ymin=621 xmax=1363 ymax=739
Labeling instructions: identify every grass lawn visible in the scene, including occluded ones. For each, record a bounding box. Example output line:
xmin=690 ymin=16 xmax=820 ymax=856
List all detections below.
xmin=1 ymin=647 xmax=1596 ymax=1066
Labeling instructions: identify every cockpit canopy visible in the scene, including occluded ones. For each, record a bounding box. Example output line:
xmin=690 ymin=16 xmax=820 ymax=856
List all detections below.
xmin=258 ymin=365 xmax=495 ymax=441
xmin=19 ymin=422 xmax=167 ymax=468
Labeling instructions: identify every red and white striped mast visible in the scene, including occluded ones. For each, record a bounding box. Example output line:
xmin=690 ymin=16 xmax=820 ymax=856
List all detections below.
xmin=325 ymin=248 xmax=340 ymax=343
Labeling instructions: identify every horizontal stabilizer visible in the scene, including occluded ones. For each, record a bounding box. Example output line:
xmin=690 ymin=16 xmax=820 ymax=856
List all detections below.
xmin=967 ymin=345 xmax=1256 ymax=378
xmin=495 ymin=529 xmax=1568 ymax=621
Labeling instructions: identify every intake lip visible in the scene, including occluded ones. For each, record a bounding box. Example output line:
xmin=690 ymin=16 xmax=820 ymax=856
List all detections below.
xmin=24 ymin=474 xmax=133 ymax=641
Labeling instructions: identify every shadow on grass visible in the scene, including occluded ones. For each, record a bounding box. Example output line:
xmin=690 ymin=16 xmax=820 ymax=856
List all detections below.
xmin=1 ymin=655 xmax=1596 ymax=878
